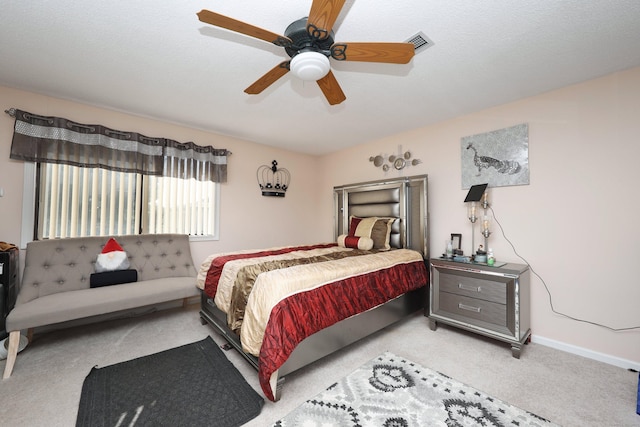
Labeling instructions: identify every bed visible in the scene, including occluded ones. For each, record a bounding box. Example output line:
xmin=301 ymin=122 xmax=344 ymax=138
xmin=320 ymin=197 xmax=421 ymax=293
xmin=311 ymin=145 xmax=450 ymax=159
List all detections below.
xmin=197 ymin=175 xmax=430 ymax=401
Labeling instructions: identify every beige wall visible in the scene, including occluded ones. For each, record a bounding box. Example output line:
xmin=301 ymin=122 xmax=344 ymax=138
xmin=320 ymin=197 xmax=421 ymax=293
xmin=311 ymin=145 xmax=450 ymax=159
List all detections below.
xmin=0 ymin=86 xmax=326 ymax=268
xmin=319 ymin=66 xmax=640 ymax=367
xmin=1 ymin=66 xmax=639 ymax=369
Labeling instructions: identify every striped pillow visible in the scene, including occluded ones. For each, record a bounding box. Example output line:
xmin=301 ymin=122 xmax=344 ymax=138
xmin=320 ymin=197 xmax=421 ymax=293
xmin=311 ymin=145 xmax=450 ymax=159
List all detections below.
xmin=337 ymin=234 xmax=374 ymax=250
xmin=348 ymin=216 xmax=396 ymax=250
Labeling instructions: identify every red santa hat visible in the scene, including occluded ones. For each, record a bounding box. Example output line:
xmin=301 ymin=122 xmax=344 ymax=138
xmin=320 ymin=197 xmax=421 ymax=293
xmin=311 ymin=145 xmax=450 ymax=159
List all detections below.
xmin=95 ymin=238 xmax=130 ymax=272
xmin=102 ymin=237 xmax=124 ymax=254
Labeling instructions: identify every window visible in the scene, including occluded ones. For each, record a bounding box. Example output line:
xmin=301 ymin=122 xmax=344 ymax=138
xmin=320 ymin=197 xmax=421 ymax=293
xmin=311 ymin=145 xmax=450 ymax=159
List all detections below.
xmin=34 ymin=162 xmax=219 ymax=240
xmin=9 ymin=109 xmax=228 ymax=245
xmin=144 ymin=169 xmax=218 ymax=237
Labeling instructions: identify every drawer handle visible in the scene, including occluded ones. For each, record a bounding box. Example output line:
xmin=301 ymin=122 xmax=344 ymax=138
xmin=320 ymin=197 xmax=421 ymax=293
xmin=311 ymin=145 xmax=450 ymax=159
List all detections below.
xmin=458 ymin=303 xmax=481 ymax=313
xmin=458 ymin=283 xmax=481 ymax=292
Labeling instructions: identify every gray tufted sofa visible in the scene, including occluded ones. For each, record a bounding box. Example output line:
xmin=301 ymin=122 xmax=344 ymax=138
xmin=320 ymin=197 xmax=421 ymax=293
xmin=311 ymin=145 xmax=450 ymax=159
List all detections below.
xmin=3 ymin=233 xmax=199 ymax=379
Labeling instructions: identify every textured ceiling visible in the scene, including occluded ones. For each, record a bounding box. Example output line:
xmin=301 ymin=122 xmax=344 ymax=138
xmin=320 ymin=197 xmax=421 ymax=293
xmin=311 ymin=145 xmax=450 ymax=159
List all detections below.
xmin=2 ymin=1 xmax=640 ymax=155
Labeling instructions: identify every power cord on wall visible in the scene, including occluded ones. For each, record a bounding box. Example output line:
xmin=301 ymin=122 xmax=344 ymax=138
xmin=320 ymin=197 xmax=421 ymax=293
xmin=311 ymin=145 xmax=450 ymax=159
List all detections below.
xmin=489 ymin=205 xmax=640 ymax=332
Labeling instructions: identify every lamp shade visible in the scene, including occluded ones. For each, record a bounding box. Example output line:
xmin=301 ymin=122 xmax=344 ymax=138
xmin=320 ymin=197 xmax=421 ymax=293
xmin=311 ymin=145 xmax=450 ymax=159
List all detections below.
xmin=290 ymin=51 xmax=331 ymax=81
xmin=464 ymin=183 xmax=488 ymax=202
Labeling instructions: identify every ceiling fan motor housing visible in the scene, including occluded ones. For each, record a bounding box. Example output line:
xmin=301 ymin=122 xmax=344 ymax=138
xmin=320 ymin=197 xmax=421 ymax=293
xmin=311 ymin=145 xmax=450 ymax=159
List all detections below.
xmin=284 ymin=17 xmax=334 ymax=58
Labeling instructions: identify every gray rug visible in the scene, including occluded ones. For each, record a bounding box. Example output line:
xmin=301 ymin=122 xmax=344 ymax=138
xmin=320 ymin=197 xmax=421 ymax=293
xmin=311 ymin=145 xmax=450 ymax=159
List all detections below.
xmin=274 ymin=352 xmax=558 ymax=427
xmin=76 ymin=336 xmax=263 ymax=427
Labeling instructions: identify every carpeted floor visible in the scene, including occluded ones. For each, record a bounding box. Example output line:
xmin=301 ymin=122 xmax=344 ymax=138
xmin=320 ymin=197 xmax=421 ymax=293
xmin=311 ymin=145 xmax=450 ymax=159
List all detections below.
xmin=0 ymin=304 xmax=638 ymax=426
xmin=275 ymin=351 xmax=558 ymax=426
xmin=76 ymin=336 xmax=263 ymax=427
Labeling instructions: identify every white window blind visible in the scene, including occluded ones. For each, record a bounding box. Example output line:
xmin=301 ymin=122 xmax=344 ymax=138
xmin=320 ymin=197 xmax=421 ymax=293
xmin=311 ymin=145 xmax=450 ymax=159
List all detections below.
xmin=143 ymin=176 xmax=216 ymax=236
xmin=37 ymin=162 xmax=217 ymax=239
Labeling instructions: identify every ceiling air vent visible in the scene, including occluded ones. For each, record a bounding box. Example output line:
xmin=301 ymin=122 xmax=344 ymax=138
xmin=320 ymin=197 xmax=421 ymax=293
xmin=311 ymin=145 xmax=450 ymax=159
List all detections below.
xmin=405 ymin=31 xmax=434 ymax=54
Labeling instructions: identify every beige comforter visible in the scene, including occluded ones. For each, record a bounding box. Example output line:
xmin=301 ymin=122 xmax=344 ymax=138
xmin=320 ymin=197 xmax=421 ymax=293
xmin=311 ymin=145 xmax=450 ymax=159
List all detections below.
xmin=198 ymin=246 xmax=425 ymax=356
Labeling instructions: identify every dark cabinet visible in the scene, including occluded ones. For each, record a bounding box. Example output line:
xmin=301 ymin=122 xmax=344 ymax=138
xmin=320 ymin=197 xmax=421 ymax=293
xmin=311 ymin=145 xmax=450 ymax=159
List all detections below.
xmin=1 ymin=247 xmax=19 ymax=340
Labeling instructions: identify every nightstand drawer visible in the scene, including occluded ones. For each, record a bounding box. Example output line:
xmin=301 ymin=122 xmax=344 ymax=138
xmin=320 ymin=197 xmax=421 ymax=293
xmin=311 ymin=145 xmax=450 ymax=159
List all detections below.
xmin=438 ymin=292 xmax=507 ymax=326
xmin=438 ymin=271 xmax=507 ymax=304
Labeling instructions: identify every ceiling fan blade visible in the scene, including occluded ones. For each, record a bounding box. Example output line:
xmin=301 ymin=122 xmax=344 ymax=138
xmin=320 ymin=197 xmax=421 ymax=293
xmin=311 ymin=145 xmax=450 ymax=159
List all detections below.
xmin=307 ymin=0 xmax=346 ymax=39
xmin=244 ymin=61 xmax=290 ymax=94
xmin=197 ymin=9 xmax=291 ymax=46
xmin=331 ymin=42 xmax=415 ymax=64
xmin=316 ymin=71 xmax=346 ymax=105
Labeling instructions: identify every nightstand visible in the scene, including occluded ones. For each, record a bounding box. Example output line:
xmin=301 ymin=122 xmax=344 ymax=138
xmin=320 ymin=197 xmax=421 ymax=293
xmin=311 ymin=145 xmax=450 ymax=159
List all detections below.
xmin=428 ymin=258 xmax=531 ymax=358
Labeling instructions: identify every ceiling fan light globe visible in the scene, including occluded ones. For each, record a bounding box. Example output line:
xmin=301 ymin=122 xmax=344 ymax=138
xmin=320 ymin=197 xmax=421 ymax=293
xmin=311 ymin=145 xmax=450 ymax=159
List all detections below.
xmin=290 ymin=51 xmax=330 ymax=81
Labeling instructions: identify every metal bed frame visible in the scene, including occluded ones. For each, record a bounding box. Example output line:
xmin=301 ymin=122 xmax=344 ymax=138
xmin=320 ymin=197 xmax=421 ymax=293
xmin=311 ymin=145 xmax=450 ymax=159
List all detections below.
xmin=199 ymin=174 xmax=429 ymax=401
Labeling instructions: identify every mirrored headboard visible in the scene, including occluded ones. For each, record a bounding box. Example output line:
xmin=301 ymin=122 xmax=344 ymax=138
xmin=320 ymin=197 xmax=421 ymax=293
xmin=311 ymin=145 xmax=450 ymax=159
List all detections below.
xmin=333 ymin=175 xmax=429 ymax=259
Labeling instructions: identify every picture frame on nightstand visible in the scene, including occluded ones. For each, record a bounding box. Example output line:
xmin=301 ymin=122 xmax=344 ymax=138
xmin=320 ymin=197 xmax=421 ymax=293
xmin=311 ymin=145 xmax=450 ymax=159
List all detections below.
xmin=450 ymin=233 xmax=461 ymax=250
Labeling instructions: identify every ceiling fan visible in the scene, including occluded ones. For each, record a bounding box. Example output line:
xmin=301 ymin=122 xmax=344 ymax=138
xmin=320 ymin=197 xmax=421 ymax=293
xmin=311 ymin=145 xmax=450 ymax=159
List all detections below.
xmin=197 ymin=0 xmax=415 ymax=105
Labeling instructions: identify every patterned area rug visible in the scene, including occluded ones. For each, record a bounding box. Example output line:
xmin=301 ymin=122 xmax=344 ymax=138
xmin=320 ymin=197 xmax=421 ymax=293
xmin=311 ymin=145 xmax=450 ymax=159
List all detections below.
xmin=274 ymin=352 xmax=558 ymax=427
xmin=76 ymin=336 xmax=263 ymax=427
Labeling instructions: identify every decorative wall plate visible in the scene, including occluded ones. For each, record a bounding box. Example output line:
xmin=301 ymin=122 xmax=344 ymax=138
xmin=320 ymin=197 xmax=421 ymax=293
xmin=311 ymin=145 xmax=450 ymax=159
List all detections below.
xmin=394 ymin=158 xmax=406 ymax=170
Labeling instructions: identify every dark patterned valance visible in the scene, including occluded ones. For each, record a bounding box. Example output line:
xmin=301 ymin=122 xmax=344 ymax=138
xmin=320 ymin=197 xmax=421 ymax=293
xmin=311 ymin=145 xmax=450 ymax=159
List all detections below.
xmin=7 ymin=108 xmax=229 ymax=182
xmin=164 ymin=139 xmax=228 ymax=182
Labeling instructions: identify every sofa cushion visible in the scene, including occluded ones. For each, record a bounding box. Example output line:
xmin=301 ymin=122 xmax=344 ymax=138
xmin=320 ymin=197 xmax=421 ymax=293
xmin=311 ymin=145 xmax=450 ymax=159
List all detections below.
xmin=6 ymin=277 xmax=199 ymax=331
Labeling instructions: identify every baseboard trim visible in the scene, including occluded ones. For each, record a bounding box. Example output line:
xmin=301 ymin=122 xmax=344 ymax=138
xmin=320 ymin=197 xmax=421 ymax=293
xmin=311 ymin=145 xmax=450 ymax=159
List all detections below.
xmin=531 ymin=334 xmax=640 ymax=372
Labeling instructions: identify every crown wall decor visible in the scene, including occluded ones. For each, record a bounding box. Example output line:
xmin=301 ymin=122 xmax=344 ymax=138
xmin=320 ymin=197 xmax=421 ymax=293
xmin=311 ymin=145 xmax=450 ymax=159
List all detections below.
xmin=257 ymin=160 xmax=290 ymax=197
